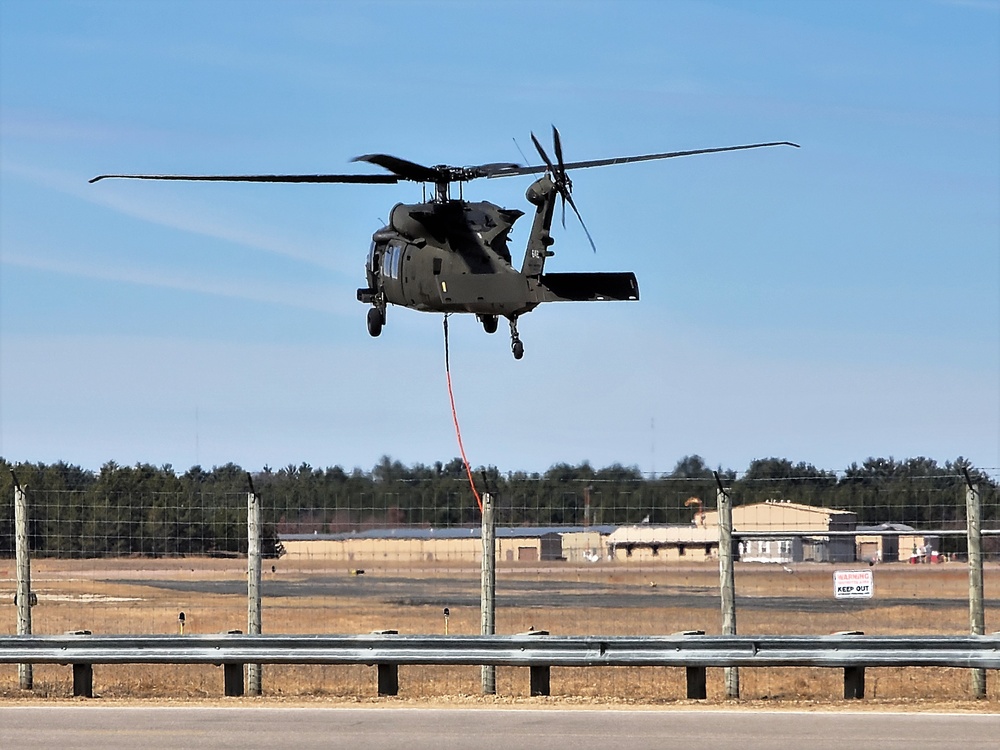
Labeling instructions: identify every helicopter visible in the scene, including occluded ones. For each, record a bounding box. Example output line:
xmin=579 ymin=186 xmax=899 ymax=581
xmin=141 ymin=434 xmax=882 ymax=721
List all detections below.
xmin=90 ymin=129 xmax=797 ymax=359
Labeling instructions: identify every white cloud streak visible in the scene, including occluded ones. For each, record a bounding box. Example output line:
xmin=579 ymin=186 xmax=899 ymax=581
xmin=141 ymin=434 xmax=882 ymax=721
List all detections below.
xmin=1 ymin=245 xmax=353 ymax=316
xmin=2 ymin=160 xmax=350 ymax=272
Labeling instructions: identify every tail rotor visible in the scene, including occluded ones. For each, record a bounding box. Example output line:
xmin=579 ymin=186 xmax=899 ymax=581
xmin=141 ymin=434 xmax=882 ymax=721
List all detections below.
xmin=531 ymin=126 xmax=597 ymax=252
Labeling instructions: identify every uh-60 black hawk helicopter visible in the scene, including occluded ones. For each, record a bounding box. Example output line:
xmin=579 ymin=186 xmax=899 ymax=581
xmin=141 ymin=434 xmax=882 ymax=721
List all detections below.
xmin=91 ymin=129 xmax=797 ymax=359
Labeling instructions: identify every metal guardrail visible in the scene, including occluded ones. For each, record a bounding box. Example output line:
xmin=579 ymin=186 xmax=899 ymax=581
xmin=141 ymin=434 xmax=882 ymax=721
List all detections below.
xmin=2 ymin=633 xmax=998 ymax=668
xmin=2 ymin=632 xmax=997 ymax=700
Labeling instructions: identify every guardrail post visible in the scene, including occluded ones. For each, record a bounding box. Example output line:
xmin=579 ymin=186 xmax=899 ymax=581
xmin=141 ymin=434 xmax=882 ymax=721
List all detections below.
xmin=530 ymin=665 xmax=550 ymax=697
xmin=834 ymin=632 xmax=865 ymax=699
xmin=13 ymin=473 xmax=33 ymax=690
xmin=66 ymin=631 xmax=94 ymax=698
xmin=224 ymin=663 xmax=244 ymax=697
xmin=716 ymin=476 xmax=739 ymax=699
xmin=674 ymin=631 xmax=707 ymax=699
xmin=685 ymin=666 xmax=707 ymax=699
xmin=377 ymin=664 xmax=399 ymax=696
xmin=222 ymin=630 xmax=244 ymax=697
xmin=481 ymin=492 xmax=496 ymax=695
xmin=522 ymin=630 xmax=551 ymax=696
xmin=247 ymin=477 xmax=263 ymax=696
xmin=965 ymin=475 xmax=987 ymax=698
xmin=843 ymin=666 xmax=865 ymax=699
xmin=73 ymin=663 xmax=94 ymax=698
xmin=372 ymin=631 xmax=399 ymax=696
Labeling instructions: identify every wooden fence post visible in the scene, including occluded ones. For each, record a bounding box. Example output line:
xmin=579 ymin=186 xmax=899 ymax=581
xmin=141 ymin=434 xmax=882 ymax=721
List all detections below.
xmin=716 ymin=474 xmax=739 ymax=699
xmin=247 ymin=477 xmax=262 ymax=696
xmin=13 ymin=473 xmax=33 ymax=690
xmin=481 ymin=492 xmax=496 ymax=695
xmin=965 ymin=474 xmax=986 ymax=698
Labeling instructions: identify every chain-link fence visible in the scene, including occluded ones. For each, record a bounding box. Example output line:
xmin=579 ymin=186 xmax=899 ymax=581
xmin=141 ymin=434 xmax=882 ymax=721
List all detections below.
xmin=2 ymin=464 xmax=997 ymax=701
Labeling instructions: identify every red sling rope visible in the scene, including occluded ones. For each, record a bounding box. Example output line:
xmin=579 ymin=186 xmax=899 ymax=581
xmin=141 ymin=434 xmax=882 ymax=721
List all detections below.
xmin=443 ymin=315 xmax=483 ymax=514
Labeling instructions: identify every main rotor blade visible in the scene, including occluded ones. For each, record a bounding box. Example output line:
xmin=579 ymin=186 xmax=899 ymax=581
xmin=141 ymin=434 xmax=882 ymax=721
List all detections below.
xmin=486 ymin=141 xmax=800 ymax=179
xmin=352 ymin=154 xmax=438 ymax=182
xmin=469 ymin=162 xmax=522 ymax=178
xmin=89 ymin=173 xmax=399 ymax=184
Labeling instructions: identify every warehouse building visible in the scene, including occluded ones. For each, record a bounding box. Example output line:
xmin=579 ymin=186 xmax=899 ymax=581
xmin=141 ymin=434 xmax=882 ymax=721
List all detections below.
xmin=281 ymin=526 xmax=614 ymax=564
xmin=605 ymin=524 xmax=718 ymax=561
xmin=856 ymin=523 xmax=943 ymax=563
xmin=702 ymin=500 xmax=858 ymax=563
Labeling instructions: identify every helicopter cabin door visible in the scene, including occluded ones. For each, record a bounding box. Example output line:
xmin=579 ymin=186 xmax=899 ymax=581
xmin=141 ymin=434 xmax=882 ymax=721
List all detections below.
xmin=382 ymin=239 xmax=439 ymax=310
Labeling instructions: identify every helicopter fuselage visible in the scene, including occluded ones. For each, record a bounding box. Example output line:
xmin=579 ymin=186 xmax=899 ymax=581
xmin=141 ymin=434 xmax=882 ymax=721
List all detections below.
xmin=360 ymin=199 xmax=540 ymax=318
xmin=357 ymin=176 xmax=641 ymax=349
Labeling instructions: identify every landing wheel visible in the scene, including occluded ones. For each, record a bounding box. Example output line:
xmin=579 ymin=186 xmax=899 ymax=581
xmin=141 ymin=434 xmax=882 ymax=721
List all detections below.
xmin=479 ymin=314 xmax=499 ymax=334
xmin=508 ymin=316 xmax=524 ymax=360
xmin=366 ymin=307 xmax=384 ymax=337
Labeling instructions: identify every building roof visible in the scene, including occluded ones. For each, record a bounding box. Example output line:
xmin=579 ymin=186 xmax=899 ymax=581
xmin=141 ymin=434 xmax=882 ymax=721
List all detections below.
xmin=857 ymin=522 xmax=916 ymax=532
xmin=281 ymin=525 xmax=616 ymax=542
xmin=748 ymin=500 xmax=856 ymax=516
xmin=607 ymin=524 xmax=717 ymax=546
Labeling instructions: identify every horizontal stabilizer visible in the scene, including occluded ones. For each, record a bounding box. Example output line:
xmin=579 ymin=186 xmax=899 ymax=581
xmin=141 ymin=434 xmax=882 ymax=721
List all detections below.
xmin=537 ymin=272 xmax=639 ymax=302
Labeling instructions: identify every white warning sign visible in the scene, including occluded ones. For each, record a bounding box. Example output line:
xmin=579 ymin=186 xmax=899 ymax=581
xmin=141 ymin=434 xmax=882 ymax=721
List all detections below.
xmin=834 ymin=569 xmax=874 ymax=599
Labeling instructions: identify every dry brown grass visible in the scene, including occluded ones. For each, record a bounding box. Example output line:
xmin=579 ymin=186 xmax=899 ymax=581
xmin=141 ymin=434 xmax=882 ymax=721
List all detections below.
xmin=1 ymin=557 xmax=997 ymax=705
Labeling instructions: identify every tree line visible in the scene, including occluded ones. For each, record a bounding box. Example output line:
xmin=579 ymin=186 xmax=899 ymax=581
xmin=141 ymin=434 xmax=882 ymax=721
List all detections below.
xmin=1 ymin=455 xmax=995 ymax=558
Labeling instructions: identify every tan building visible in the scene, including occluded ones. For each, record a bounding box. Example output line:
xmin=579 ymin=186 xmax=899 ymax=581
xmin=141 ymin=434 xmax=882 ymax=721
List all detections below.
xmin=606 ymin=525 xmax=718 ymax=562
xmin=281 ymin=527 xmax=605 ymax=564
xmin=702 ymin=500 xmax=858 ymax=563
xmin=856 ymin=523 xmax=904 ymax=563
xmin=561 ymin=531 xmax=607 ymax=563
xmin=856 ymin=524 xmax=944 ymax=564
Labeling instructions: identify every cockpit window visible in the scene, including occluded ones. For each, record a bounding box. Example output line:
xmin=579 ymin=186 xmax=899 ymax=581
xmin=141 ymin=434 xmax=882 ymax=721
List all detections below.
xmin=381 ymin=242 xmax=403 ymax=280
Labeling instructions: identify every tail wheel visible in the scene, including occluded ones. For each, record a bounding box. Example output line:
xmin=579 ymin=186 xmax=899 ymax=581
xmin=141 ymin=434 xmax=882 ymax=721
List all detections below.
xmin=366 ymin=307 xmax=384 ymax=337
xmin=479 ymin=314 xmax=499 ymax=334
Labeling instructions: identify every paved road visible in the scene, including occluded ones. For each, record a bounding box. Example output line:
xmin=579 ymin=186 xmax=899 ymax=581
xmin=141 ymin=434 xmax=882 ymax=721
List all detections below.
xmin=1 ymin=707 xmax=997 ymax=750
xmin=118 ymin=574 xmax=996 ymax=613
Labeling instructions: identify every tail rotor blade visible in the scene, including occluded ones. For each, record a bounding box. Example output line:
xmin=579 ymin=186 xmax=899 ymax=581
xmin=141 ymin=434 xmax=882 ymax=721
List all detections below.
xmin=530 ymin=132 xmax=555 ymax=174
xmin=564 ymin=190 xmax=597 ymax=253
xmin=552 ymin=125 xmax=565 ymax=174
xmin=548 ymin=125 xmax=591 ymax=249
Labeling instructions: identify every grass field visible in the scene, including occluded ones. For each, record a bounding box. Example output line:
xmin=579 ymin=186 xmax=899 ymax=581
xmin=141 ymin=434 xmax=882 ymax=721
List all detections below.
xmin=1 ymin=557 xmax=997 ymax=704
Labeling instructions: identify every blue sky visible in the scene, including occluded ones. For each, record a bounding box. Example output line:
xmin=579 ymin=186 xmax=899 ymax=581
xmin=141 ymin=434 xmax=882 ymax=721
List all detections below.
xmin=1 ymin=0 xmax=997 ymax=476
